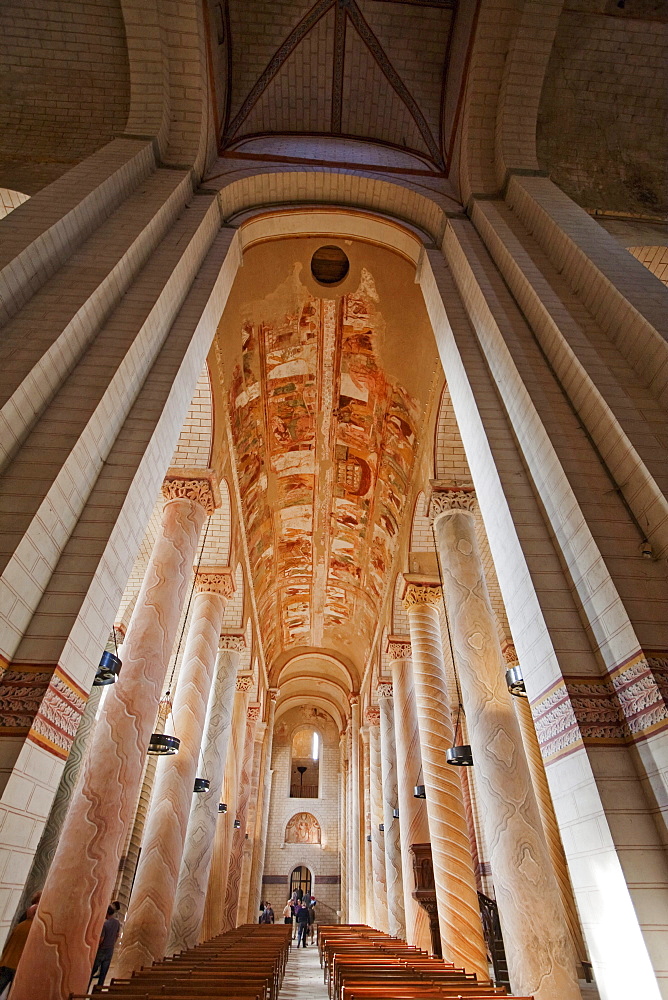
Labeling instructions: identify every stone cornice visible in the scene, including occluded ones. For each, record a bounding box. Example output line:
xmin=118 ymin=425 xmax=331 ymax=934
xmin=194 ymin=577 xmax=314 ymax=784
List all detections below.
xmin=428 ymin=480 xmax=477 ymax=520
xmin=162 ymin=467 xmax=221 ymax=514
xmin=386 ymin=635 xmax=411 ymax=661
xmin=219 ymin=633 xmax=246 ymax=652
xmin=365 ymin=706 xmax=381 ymax=725
xmin=236 ymin=675 xmax=253 ymax=693
xmin=195 ymin=566 xmax=235 ymax=598
xmin=377 ymin=681 xmax=394 ymax=699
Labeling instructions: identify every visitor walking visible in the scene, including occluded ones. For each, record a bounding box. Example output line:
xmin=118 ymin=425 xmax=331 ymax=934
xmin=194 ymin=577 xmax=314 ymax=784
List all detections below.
xmin=260 ymin=902 xmax=274 ymax=923
xmin=282 ymin=900 xmax=293 ymax=925
xmin=0 ymin=902 xmax=37 ymax=995
xmin=89 ymin=905 xmax=122 ymax=989
xmin=295 ymin=902 xmax=309 ymax=947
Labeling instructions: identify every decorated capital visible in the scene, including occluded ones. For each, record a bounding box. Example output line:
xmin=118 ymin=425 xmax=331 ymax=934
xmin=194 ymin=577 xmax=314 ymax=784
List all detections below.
xmin=428 ymin=480 xmax=477 ymax=521
xmin=219 ymin=633 xmax=246 ymax=652
xmin=236 ymin=675 xmax=253 ymax=693
xmin=502 ymin=642 xmax=519 ymax=666
xmin=195 ymin=566 xmax=235 ymax=598
xmin=268 ymin=687 xmax=280 ymax=702
xmin=162 ymin=467 xmax=221 ymax=515
xmin=349 ymin=693 xmax=359 ymax=707
xmin=385 ymin=635 xmax=411 ymax=661
xmin=402 ymin=582 xmax=442 ymax=611
xmin=377 ymin=681 xmax=394 ymax=699
xmin=365 ymin=706 xmax=381 ymax=726
xmin=247 ymin=703 xmax=261 ymax=722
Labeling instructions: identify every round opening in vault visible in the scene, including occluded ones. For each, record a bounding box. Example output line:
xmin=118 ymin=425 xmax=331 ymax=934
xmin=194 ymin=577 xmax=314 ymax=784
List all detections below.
xmin=311 ymin=245 xmax=350 ymax=285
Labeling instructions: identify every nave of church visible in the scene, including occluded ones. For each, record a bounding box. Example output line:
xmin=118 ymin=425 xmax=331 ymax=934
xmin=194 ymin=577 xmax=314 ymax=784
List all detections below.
xmin=0 ymin=1 xmax=667 ymax=999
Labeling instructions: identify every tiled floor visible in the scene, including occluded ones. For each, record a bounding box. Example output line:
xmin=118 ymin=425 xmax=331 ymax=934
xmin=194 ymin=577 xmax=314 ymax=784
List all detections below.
xmin=279 ymin=936 xmax=328 ymax=1000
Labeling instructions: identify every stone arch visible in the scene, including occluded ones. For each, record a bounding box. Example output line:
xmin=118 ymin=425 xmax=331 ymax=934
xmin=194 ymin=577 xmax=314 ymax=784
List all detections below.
xmin=285 ymin=813 xmax=321 ymax=845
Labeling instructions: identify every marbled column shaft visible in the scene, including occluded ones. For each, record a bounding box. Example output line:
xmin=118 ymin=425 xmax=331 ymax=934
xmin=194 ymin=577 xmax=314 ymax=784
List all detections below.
xmin=238 ymin=723 xmax=265 ymax=924
xmin=404 ymin=588 xmax=488 ymax=979
xmin=339 ymin=731 xmax=348 ymax=921
xmin=222 ymin=708 xmax=258 ymax=930
xmin=116 ymin=578 xmax=229 ymax=974
xmin=361 ymin=726 xmax=374 ymax=926
xmin=377 ymin=683 xmax=406 ymax=939
xmin=513 ymin=679 xmax=588 ymax=966
xmin=432 ymin=499 xmax=580 ymax=1000
xmin=389 ymin=646 xmax=431 ymax=953
xmin=13 ymin=477 xmax=215 ymax=1000
xmin=349 ymin=696 xmax=361 ymax=923
xmin=201 ymin=678 xmax=251 ymax=939
xmin=167 ymin=637 xmax=242 ymax=952
xmin=247 ymin=690 xmax=278 ymax=923
xmin=15 ymin=683 xmax=103 ymax=921
xmin=367 ymin=710 xmax=389 ymax=933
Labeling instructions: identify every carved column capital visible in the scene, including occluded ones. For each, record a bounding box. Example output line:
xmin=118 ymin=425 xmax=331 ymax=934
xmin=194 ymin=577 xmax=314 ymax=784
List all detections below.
xmin=247 ymin=703 xmax=261 ymax=722
xmin=162 ymin=468 xmax=221 ymax=514
xmin=502 ymin=642 xmax=519 ymax=666
xmin=236 ymin=675 xmax=253 ymax=693
xmin=195 ymin=566 xmax=235 ymax=598
xmin=402 ymin=581 xmax=442 ymax=611
xmin=365 ymin=706 xmax=381 ymax=726
xmin=428 ymin=480 xmax=477 ymax=521
xmin=386 ymin=635 xmax=411 ymax=661
xmin=349 ymin=693 xmax=360 ymax=707
xmin=377 ymin=681 xmax=394 ymax=699
xmin=218 ymin=633 xmax=246 ymax=652
xmin=268 ymin=687 xmax=280 ymax=702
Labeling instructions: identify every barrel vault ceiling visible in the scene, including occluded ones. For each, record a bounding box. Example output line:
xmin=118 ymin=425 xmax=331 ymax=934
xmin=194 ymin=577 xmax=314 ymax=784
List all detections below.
xmin=219 ymin=0 xmax=457 ymax=168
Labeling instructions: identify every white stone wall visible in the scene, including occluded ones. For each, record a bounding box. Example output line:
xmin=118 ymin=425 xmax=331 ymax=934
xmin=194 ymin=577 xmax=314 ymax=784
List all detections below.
xmin=262 ymin=706 xmax=340 ymax=924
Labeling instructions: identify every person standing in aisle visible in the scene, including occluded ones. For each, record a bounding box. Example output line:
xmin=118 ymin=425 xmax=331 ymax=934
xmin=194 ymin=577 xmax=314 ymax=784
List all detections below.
xmin=295 ymin=902 xmax=309 ymax=947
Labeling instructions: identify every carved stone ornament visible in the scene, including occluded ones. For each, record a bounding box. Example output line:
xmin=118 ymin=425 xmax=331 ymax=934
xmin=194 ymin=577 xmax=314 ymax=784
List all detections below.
xmin=349 ymin=693 xmax=359 ymax=707
xmin=247 ymin=703 xmax=261 ymax=722
xmin=428 ymin=481 xmax=477 ymax=521
xmin=161 ymin=467 xmax=221 ymax=515
xmin=218 ymin=633 xmax=246 ymax=652
xmin=402 ymin=583 xmax=442 ymax=611
xmin=365 ymin=706 xmax=381 ymax=726
xmin=386 ymin=635 xmax=411 ymax=661
xmin=195 ymin=566 xmax=235 ymax=598
xmin=502 ymin=642 xmax=518 ymax=666
xmin=236 ymin=675 xmax=253 ymax=693
xmin=377 ymin=681 xmax=393 ymax=699
xmin=268 ymin=687 xmax=280 ymax=702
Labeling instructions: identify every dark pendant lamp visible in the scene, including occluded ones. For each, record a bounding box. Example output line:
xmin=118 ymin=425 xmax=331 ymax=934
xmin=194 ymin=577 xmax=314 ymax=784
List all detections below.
xmin=446 ymin=744 xmax=474 ymax=766
xmin=218 ymin=802 xmax=227 ymax=813
xmin=506 ymin=665 xmax=527 ymax=698
xmin=93 ymin=650 xmax=121 ymax=687
xmin=193 ymin=777 xmax=210 ymax=793
xmin=147 ymin=733 xmax=180 ymax=756
xmin=234 ymin=819 xmax=241 ymax=829
xmin=378 ymin=824 xmax=384 ymax=833
xmin=366 ymin=834 xmax=372 ymax=842
xmin=413 ymin=784 xmax=426 ymax=799
xmin=392 ymin=808 xmax=399 ymax=819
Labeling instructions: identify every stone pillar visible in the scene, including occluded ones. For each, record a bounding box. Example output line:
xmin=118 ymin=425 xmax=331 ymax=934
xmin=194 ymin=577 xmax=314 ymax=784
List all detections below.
xmin=222 ymin=704 xmax=259 ymax=930
xmin=387 ymin=637 xmax=431 ymax=953
xmin=248 ymin=688 xmax=279 ymax=924
xmin=402 ymin=580 xmax=488 ymax=979
xmin=361 ymin=725 xmax=373 ymax=926
xmin=14 ymin=682 xmax=103 ymax=921
xmin=430 ymin=485 xmax=580 ymax=1000
xmin=167 ymin=632 xmax=244 ymax=952
xmin=237 ymin=720 xmax=265 ymax=923
xmin=339 ymin=729 xmax=348 ymax=922
xmin=12 ymin=470 xmax=219 ymax=1000
xmin=376 ymin=681 xmax=406 ymax=940
xmin=367 ymin=707 xmax=389 ymax=933
xmin=201 ymin=674 xmax=252 ymax=939
xmin=349 ymin=695 xmax=362 ymax=922
xmin=115 ymin=566 xmax=233 ymax=974
xmin=504 ymin=644 xmax=589 ymax=970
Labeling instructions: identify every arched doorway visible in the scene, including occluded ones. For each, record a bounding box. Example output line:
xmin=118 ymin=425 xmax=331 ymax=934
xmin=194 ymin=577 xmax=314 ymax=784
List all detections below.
xmin=290 ymin=865 xmax=312 ymax=899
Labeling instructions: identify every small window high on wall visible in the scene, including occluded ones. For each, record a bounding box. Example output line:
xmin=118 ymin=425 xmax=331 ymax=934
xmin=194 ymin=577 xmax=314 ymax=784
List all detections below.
xmin=290 ymin=726 xmax=320 ymax=798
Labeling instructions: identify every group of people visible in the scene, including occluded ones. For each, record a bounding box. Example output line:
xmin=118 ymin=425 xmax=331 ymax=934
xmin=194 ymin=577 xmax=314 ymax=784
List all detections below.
xmin=283 ymin=890 xmax=316 ymax=947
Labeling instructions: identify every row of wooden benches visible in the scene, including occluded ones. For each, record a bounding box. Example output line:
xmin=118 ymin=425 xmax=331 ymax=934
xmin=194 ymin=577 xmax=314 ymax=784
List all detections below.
xmin=317 ymin=925 xmax=534 ymax=1000
xmin=73 ymin=923 xmax=292 ymax=1000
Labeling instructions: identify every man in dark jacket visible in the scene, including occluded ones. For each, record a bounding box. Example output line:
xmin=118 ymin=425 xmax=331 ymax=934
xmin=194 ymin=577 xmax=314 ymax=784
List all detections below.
xmin=295 ymin=902 xmax=309 ymax=947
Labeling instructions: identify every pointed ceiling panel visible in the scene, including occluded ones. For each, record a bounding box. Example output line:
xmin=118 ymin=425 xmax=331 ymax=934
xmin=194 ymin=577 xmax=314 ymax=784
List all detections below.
xmin=240 ymin=7 xmax=335 ymax=137
xmin=340 ymin=19 xmax=429 ymax=156
xmin=357 ymin=0 xmax=452 ymax=141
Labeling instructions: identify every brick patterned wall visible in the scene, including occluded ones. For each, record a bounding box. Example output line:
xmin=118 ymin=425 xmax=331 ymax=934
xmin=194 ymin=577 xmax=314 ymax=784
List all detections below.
xmin=262 ymin=706 xmax=341 ymax=924
xmin=0 ymin=0 xmax=130 ymax=193
xmin=0 ymin=188 xmax=29 ymax=221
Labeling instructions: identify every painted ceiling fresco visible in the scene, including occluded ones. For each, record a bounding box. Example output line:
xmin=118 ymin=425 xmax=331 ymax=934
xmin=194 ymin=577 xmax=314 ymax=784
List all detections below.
xmin=229 ymin=267 xmax=421 ymax=665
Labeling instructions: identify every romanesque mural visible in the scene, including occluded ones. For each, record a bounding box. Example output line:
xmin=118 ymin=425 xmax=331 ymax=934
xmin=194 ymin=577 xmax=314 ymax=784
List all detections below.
xmin=285 ymin=812 xmax=321 ymax=845
xmin=229 ymin=268 xmax=420 ymax=663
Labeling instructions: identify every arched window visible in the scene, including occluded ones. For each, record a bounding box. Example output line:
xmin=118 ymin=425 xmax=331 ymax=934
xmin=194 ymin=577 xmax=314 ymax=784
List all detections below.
xmin=290 ymin=726 xmax=320 ymax=798
xmin=290 ymin=865 xmax=312 ymax=899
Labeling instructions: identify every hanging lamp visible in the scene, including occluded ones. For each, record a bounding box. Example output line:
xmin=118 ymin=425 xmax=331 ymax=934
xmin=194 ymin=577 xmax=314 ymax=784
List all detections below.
xmin=93 ymin=650 xmax=121 ymax=687
xmin=446 ymin=701 xmax=473 ymax=767
xmin=506 ymin=665 xmax=526 ymax=698
xmin=193 ymin=777 xmax=210 ymax=793
xmin=392 ymin=807 xmax=399 ymax=819
xmin=147 ymin=733 xmax=180 ymax=756
xmin=378 ymin=823 xmax=384 ymax=833
xmin=233 ymin=819 xmax=241 ymax=829
xmin=218 ymin=802 xmax=227 ymax=813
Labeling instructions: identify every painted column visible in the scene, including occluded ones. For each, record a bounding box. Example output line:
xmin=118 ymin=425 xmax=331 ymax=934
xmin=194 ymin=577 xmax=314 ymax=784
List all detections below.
xmin=349 ymin=695 xmax=362 ymax=923
xmin=201 ymin=674 xmax=252 ymax=939
xmin=222 ymin=704 xmax=260 ymax=930
xmin=403 ymin=580 xmax=488 ymax=979
xmin=430 ymin=485 xmax=580 ymax=1000
xmin=346 ymin=722 xmax=354 ymax=922
xmin=367 ymin=707 xmax=389 ymax=933
xmin=167 ymin=631 xmax=244 ymax=952
xmin=248 ymin=688 xmax=279 ymax=924
xmin=387 ymin=637 xmax=431 ymax=953
xmin=12 ymin=470 xmax=219 ymax=1000
xmin=361 ymin=725 xmax=374 ymax=926
xmin=339 ymin=729 xmax=348 ymax=922
xmin=238 ymin=720 xmax=265 ymax=923
xmin=504 ymin=644 xmax=588 ymax=970
xmin=377 ymin=681 xmax=406 ymax=939
xmin=115 ymin=566 xmax=233 ymax=974
xmin=14 ymin=682 xmax=103 ymax=919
